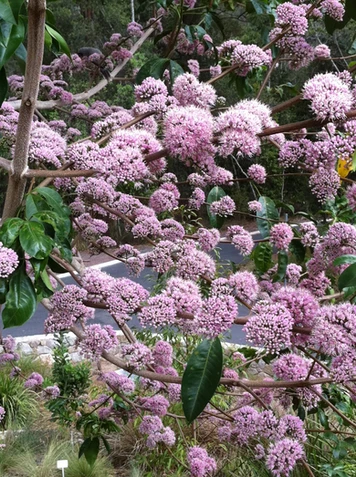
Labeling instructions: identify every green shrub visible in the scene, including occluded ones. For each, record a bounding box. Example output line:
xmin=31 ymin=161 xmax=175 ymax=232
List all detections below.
xmin=0 ymin=375 xmax=38 ymax=429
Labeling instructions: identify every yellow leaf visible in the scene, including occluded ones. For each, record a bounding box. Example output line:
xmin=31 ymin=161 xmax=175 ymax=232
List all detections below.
xmin=337 ymin=157 xmax=352 ymax=178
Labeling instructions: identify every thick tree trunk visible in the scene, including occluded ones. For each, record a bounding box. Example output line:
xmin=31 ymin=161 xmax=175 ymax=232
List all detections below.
xmin=2 ymin=0 xmax=46 ymax=220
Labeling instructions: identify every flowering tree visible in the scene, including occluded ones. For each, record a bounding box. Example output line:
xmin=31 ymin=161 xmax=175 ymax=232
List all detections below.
xmin=2 ymin=0 xmax=356 ymax=475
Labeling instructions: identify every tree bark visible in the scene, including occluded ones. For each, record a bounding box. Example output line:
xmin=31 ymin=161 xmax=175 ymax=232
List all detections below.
xmin=2 ymin=0 xmax=46 ymax=220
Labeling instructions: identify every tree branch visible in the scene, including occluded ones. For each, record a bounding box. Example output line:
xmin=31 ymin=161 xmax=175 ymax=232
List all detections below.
xmin=2 ymin=0 xmax=46 ymax=220
xmin=8 ymin=27 xmax=155 ymax=111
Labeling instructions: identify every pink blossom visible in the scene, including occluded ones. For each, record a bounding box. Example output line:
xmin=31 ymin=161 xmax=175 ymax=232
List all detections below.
xmin=266 ymin=439 xmax=304 ymax=477
xmin=0 ymin=242 xmax=19 ymax=277
xmin=244 ymin=301 xmax=293 ymax=353
xmin=248 ymin=200 xmax=263 ymax=212
xmin=309 ymin=168 xmax=340 ymax=203
xmin=210 ymin=196 xmax=236 ymax=216
xmin=226 ymin=225 xmax=254 ymax=256
xmin=164 ymin=106 xmax=215 ymax=169
xmin=303 ymin=73 xmax=352 ymax=121
xmin=173 ymin=73 xmax=217 ymax=109
xmin=247 ymin=164 xmax=267 ymax=184
xmin=197 ymin=228 xmax=220 ymax=251
xmin=270 ymin=223 xmax=294 ymax=251
xmin=80 ymin=324 xmax=118 ymax=359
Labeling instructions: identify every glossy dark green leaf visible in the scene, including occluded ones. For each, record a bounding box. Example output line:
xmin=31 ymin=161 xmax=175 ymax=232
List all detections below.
xmin=169 ymin=59 xmax=184 ymax=83
xmin=339 ymin=263 xmax=356 ymax=291
xmin=318 ymin=409 xmax=329 ymax=429
xmin=256 ymin=196 xmax=279 ymax=238
xmin=48 ymin=256 xmax=67 ymax=274
xmin=135 ymin=58 xmax=170 ymax=84
xmin=2 ymin=266 xmax=37 ymax=328
xmin=14 ymin=41 xmax=26 ymax=61
xmin=0 ymin=66 xmax=8 ymax=106
xmin=252 ymin=242 xmax=273 ymax=274
xmin=45 ymin=8 xmax=56 ymax=26
xmin=334 ymin=255 xmax=356 ymax=266
xmin=0 ymin=18 xmax=25 ymax=69
xmin=0 ymin=217 xmax=24 ymax=246
xmin=79 ymin=437 xmax=100 ymax=466
xmin=0 ymin=0 xmax=16 ymax=24
xmin=273 ymin=251 xmax=288 ymax=282
xmin=35 ymin=187 xmax=71 ymax=218
xmin=0 ymin=277 xmax=8 ymax=304
xmin=338 ymin=262 xmax=356 ymax=289
xmin=45 ymin=24 xmax=71 ymax=57
xmin=182 ymin=338 xmax=223 ymax=423
xmin=9 ymin=0 xmax=24 ymax=22
xmin=25 ymin=194 xmax=39 ymax=220
xmin=19 ymin=221 xmax=54 ymax=259
xmin=289 ymin=240 xmax=305 ymax=264
xmin=101 ymin=435 xmax=111 ymax=454
xmin=207 ymin=186 xmax=226 ymax=229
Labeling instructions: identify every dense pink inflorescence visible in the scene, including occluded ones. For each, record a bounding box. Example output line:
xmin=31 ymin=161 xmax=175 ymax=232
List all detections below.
xmin=244 ymin=301 xmax=294 ymax=353
xmin=270 ymin=223 xmax=294 ymax=251
xmin=0 ymin=242 xmax=19 ymax=278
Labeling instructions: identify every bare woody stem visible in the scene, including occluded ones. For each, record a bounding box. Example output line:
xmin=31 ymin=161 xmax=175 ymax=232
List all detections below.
xmin=2 ymin=0 xmax=46 ymax=220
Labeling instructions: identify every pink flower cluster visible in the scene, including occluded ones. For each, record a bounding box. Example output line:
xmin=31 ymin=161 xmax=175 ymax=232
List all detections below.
xmin=138 ymin=415 xmax=176 ymax=448
xmin=0 ymin=242 xmax=19 ymax=278
xmin=187 ymin=447 xmax=217 ymax=477
xmin=80 ymin=324 xmax=118 ymax=359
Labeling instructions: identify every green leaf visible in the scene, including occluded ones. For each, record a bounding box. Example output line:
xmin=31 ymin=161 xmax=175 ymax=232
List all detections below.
xmin=182 ymin=338 xmax=223 ymax=423
xmin=0 ymin=277 xmax=8 ymax=304
xmin=256 ymin=196 xmax=279 ymax=239
xmin=289 ymin=240 xmax=305 ymax=264
xmin=79 ymin=437 xmax=100 ymax=466
xmin=334 ymin=255 xmax=356 ymax=266
xmin=207 ymin=186 xmax=226 ymax=229
xmin=35 ymin=187 xmax=69 ymax=214
xmin=0 ymin=217 xmax=24 ymax=246
xmin=25 ymin=194 xmax=40 ymax=220
xmin=0 ymin=66 xmax=8 ymax=106
xmin=19 ymin=221 xmax=54 ymax=259
xmin=168 ymin=59 xmax=184 ymax=83
xmin=0 ymin=17 xmax=25 ymax=69
xmin=45 ymin=8 xmax=56 ymax=26
xmin=101 ymin=435 xmax=111 ymax=454
xmin=44 ymin=29 xmax=52 ymax=49
xmin=14 ymin=41 xmax=26 ymax=61
xmin=252 ymin=242 xmax=273 ymax=274
xmin=48 ymin=256 xmax=67 ymax=274
xmin=338 ymin=263 xmax=356 ymax=291
xmin=346 ymin=0 xmax=356 ymax=21
xmin=2 ymin=265 xmax=37 ymax=328
xmin=0 ymin=0 xmax=16 ymax=24
xmin=135 ymin=58 xmax=170 ymax=84
xmin=318 ymin=409 xmax=329 ymax=429
xmin=273 ymin=251 xmax=288 ymax=282
xmin=9 ymin=0 xmax=23 ymax=22
xmin=45 ymin=24 xmax=71 ymax=57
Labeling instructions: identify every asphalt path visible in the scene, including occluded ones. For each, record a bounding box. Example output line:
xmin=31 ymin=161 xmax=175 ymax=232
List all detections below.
xmin=4 ymin=242 xmax=253 ymax=344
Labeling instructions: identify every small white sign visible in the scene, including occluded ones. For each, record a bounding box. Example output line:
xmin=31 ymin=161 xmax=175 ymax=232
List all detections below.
xmin=57 ymin=460 xmax=68 ymax=469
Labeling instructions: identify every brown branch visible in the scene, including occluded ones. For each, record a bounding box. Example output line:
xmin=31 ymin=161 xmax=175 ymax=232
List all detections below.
xmin=144 ymin=148 xmax=168 ymax=164
xmin=259 ymin=108 xmax=356 ymax=137
xmin=271 ymin=94 xmax=302 ymax=115
xmin=257 ymin=54 xmax=280 ymax=100
xmin=96 ymin=110 xmax=156 ymax=146
xmin=24 ymin=168 xmax=99 ymax=178
xmin=0 ymin=157 xmax=12 ymax=172
xmin=9 ymin=27 xmax=156 ymax=111
xmin=2 ymin=0 xmax=46 ymax=220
